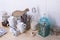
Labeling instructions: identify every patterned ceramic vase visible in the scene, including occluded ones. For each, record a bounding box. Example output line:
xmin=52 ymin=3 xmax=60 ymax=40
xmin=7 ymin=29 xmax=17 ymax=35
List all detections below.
xmin=38 ymin=17 xmax=50 ymax=37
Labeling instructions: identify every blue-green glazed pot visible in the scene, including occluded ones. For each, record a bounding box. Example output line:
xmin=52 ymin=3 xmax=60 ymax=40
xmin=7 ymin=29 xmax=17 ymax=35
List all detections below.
xmin=38 ymin=17 xmax=50 ymax=37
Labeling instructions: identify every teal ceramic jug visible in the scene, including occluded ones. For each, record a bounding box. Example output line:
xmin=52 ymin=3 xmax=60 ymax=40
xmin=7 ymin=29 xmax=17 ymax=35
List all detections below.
xmin=38 ymin=17 xmax=50 ymax=37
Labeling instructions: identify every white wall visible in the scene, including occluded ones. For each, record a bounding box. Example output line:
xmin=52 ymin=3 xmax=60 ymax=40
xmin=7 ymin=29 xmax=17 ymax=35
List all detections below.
xmin=47 ymin=0 xmax=60 ymax=26
xmin=0 ymin=0 xmax=60 ymax=26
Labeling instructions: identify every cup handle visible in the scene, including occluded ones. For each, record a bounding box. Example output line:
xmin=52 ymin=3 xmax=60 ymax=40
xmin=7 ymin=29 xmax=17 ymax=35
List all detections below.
xmin=23 ymin=24 xmax=26 ymax=28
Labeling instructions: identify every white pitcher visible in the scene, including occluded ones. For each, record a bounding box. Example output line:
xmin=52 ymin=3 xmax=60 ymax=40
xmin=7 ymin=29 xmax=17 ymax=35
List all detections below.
xmin=17 ymin=22 xmax=26 ymax=33
xmin=8 ymin=16 xmax=17 ymax=28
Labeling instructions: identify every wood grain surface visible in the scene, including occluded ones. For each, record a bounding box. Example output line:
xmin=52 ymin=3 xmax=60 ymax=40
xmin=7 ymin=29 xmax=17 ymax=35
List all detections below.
xmin=0 ymin=22 xmax=60 ymax=40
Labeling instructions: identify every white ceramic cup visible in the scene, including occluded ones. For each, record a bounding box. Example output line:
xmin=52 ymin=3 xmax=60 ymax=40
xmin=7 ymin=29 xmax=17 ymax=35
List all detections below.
xmin=17 ymin=22 xmax=26 ymax=33
xmin=9 ymin=27 xmax=19 ymax=36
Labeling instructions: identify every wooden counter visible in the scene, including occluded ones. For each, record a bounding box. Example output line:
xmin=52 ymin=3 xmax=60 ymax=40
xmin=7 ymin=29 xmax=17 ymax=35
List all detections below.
xmin=0 ymin=22 xmax=60 ymax=40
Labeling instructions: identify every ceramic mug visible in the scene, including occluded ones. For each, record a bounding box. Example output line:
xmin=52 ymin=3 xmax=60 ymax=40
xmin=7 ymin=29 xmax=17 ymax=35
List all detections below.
xmin=17 ymin=22 xmax=26 ymax=33
xmin=9 ymin=27 xmax=20 ymax=36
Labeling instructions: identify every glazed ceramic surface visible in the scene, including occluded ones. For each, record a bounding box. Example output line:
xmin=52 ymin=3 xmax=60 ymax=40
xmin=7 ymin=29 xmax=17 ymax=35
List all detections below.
xmin=8 ymin=16 xmax=17 ymax=28
xmin=17 ymin=22 xmax=26 ymax=33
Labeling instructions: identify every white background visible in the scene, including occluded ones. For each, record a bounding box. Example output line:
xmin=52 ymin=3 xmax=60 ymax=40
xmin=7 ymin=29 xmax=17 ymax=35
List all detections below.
xmin=0 ymin=0 xmax=60 ymax=26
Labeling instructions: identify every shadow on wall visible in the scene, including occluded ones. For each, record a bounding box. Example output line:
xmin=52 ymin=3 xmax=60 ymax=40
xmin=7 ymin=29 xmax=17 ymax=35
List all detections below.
xmin=48 ymin=14 xmax=56 ymax=28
